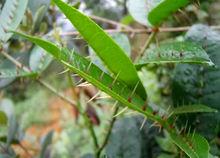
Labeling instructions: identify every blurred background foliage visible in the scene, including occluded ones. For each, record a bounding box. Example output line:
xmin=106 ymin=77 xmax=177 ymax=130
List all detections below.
xmin=0 ymin=0 xmax=220 ymax=158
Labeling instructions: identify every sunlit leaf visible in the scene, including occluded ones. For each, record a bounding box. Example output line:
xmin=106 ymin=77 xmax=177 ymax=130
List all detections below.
xmin=53 ymin=0 xmax=147 ymax=99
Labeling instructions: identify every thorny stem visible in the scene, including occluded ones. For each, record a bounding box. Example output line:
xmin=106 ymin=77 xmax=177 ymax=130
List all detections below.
xmin=67 ymin=73 xmax=100 ymax=153
xmin=96 ymin=106 xmax=120 ymax=157
xmin=59 ymin=25 xmax=220 ymax=36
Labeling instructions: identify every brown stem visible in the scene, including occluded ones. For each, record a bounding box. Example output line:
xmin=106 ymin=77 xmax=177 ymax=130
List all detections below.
xmin=59 ymin=25 xmax=220 ymax=36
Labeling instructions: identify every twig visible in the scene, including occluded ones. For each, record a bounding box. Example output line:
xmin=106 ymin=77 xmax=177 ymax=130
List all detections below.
xmin=89 ymin=15 xmax=132 ymax=30
xmin=0 ymin=51 xmax=76 ymax=106
xmin=136 ymin=31 xmax=157 ymax=61
xmin=1 ymin=50 xmax=101 ymax=156
xmin=59 ymin=25 xmax=220 ymax=36
xmin=96 ymin=106 xmax=120 ymax=157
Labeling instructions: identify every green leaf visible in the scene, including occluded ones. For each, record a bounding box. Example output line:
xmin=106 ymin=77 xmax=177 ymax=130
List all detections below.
xmin=172 ymin=104 xmax=218 ymax=115
xmin=170 ymin=133 xmax=209 ymax=158
xmin=89 ymin=33 xmax=131 ymax=72
xmin=148 ymin=0 xmax=189 ymax=26
xmin=0 ymin=111 xmax=7 ymax=126
xmin=13 ymin=31 xmax=165 ymax=124
xmin=135 ymin=41 xmax=213 ymax=69
xmin=0 ymin=0 xmax=28 ymax=42
xmin=53 ymin=0 xmax=147 ymax=100
xmin=29 ymin=46 xmax=53 ymax=72
xmin=0 ymin=69 xmax=38 ymax=78
xmin=14 ymin=31 xmax=200 ymax=158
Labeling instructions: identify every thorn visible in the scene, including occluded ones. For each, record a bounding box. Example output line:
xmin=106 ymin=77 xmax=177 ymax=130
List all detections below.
xmin=99 ymin=71 xmax=105 ymax=81
xmin=87 ymin=91 xmax=100 ymax=103
xmin=71 ymin=74 xmax=79 ymax=77
xmin=130 ymin=81 xmax=140 ymax=97
xmin=124 ymin=111 xmax=136 ymax=116
xmin=183 ymin=120 xmax=189 ymax=134
xmin=167 ymin=111 xmax=174 ymax=118
xmin=56 ymin=69 xmax=69 ymax=75
xmin=75 ymin=78 xmax=84 ymax=85
xmin=140 ymin=117 xmax=147 ymax=130
xmin=191 ymin=129 xmax=196 ymax=139
xmin=96 ymin=96 xmax=111 ymax=100
xmin=77 ymin=82 xmax=92 ymax=87
xmin=111 ymin=101 xmax=118 ymax=111
xmin=113 ymin=107 xmax=128 ymax=118
xmin=86 ymin=61 xmax=93 ymax=72
xmin=166 ymin=105 xmax=172 ymax=113
xmin=187 ymin=126 xmax=191 ymax=137
xmin=109 ymin=71 xmax=121 ymax=89
xmin=179 ymin=127 xmax=185 ymax=135
xmin=150 ymin=121 xmax=159 ymax=128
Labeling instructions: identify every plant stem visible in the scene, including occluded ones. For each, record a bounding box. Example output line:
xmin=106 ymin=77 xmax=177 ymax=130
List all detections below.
xmin=0 ymin=50 xmax=100 ymax=154
xmin=135 ymin=31 xmax=157 ymax=61
xmin=89 ymin=15 xmax=132 ymax=30
xmin=96 ymin=106 xmax=120 ymax=157
xmin=59 ymin=25 xmax=220 ymax=36
xmin=67 ymin=73 xmax=100 ymax=153
xmin=0 ymin=51 xmax=76 ymax=106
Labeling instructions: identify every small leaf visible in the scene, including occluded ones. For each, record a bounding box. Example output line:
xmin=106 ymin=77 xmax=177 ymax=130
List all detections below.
xmin=170 ymin=133 xmax=209 ymax=158
xmin=172 ymin=104 xmax=218 ymax=115
xmin=0 ymin=111 xmax=7 ymax=126
xmin=148 ymin=0 xmax=189 ymax=26
xmin=135 ymin=41 xmax=213 ymax=69
xmin=0 ymin=0 xmax=29 ymax=42
xmin=53 ymin=0 xmax=147 ymax=100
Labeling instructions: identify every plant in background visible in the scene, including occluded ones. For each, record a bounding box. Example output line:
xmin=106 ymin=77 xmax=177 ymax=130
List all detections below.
xmin=1 ymin=0 xmax=220 ymax=158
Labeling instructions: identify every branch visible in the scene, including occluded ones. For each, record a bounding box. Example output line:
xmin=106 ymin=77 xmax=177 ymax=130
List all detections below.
xmin=136 ymin=31 xmax=157 ymax=61
xmin=0 ymin=51 xmax=76 ymax=106
xmin=0 ymin=50 xmax=100 ymax=155
xmin=89 ymin=14 xmax=132 ymax=30
xmin=59 ymin=25 xmax=220 ymax=36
